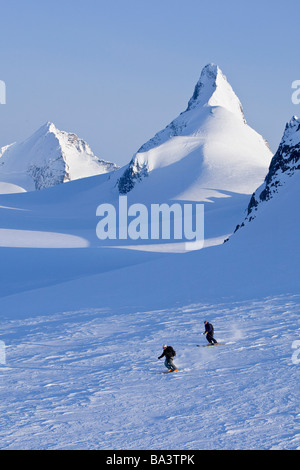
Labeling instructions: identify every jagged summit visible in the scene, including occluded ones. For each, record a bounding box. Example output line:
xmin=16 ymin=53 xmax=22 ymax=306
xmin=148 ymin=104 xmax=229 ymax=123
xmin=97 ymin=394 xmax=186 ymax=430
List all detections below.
xmin=186 ymin=63 xmax=221 ymax=110
xmin=42 ymin=121 xmax=56 ymax=131
xmin=0 ymin=122 xmax=119 ymax=192
xmin=186 ymin=63 xmax=245 ymax=120
xmin=237 ymin=115 xmax=300 ymax=228
xmin=282 ymin=115 xmax=300 ymax=143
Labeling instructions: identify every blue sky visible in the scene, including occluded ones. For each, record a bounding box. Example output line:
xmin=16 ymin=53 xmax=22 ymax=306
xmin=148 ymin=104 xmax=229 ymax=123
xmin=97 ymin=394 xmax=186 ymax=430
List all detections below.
xmin=0 ymin=0 xmax=299 ymax=166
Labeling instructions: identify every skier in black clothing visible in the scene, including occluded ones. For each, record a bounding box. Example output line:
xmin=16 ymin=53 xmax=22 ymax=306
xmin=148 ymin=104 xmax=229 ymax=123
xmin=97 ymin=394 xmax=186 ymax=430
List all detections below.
xmin=203 ymin=321 xmax=218 ymax=345
xmin=158 ymin=344 xmax=178 ymax=372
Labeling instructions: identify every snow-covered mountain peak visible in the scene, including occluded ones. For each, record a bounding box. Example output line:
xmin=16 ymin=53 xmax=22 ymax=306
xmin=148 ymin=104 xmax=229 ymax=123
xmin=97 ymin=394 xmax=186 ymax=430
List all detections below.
xmin=0 ymin=123 xmax=119 ymax=192
xmin=117 ymin=64 xmax=271 ymax=196
xmin=186 ymin=63 xmax=245 ymax=120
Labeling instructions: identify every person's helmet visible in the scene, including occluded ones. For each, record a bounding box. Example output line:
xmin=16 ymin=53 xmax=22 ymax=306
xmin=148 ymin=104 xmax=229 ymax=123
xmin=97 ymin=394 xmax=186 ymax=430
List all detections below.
xmin=163 ymin=344 xmax=167 ymax=349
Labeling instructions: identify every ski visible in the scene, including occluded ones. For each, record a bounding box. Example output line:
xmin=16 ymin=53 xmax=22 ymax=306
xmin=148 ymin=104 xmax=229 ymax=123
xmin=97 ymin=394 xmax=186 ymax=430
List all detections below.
xmin=197 ymin=343 xmax=226 ymax=347
xmin=161 ymin=369 xmax=180 ymax=374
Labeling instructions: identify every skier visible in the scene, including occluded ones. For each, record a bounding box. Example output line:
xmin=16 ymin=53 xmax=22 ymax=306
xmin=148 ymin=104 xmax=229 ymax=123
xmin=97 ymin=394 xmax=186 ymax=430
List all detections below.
xmin=158 ymin=344 xmax=178 ymax=372
xmin=203 ymin=321 xmax=218 ymax=345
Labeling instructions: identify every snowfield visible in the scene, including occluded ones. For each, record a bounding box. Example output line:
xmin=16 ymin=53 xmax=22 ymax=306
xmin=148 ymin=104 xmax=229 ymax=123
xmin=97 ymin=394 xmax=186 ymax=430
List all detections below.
xmin=0 ymin=295 xmax=299 ymax=450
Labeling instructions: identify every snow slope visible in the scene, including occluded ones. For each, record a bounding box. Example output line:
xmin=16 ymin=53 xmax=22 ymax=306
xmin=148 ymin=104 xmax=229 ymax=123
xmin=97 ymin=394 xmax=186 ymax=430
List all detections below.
xmin=0 ymin=295 xmax=299 ymax=450
xmin=0 ymin=122 xmax=119 ymax=192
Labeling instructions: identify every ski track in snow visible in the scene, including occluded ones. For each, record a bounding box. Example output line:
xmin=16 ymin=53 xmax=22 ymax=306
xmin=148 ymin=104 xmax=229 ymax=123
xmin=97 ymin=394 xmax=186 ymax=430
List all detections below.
xmin=0 ymin=294 xmax=299 ymax=450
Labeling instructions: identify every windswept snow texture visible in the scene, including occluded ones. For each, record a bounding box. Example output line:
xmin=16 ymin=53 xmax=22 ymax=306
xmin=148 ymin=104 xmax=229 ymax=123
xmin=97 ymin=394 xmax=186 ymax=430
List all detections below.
xmin=0 ymin=296 xmax=299 ymax=450
xmin=0 ymin=122 xmax=119 ymax=192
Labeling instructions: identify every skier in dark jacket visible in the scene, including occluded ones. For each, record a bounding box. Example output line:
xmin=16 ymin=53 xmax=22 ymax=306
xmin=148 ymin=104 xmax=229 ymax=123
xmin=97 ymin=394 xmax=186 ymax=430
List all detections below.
xmin=203 ymin=321 xmax=218 ymax=345
xmin=158 ymin=345 xmax=178 ymax=372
